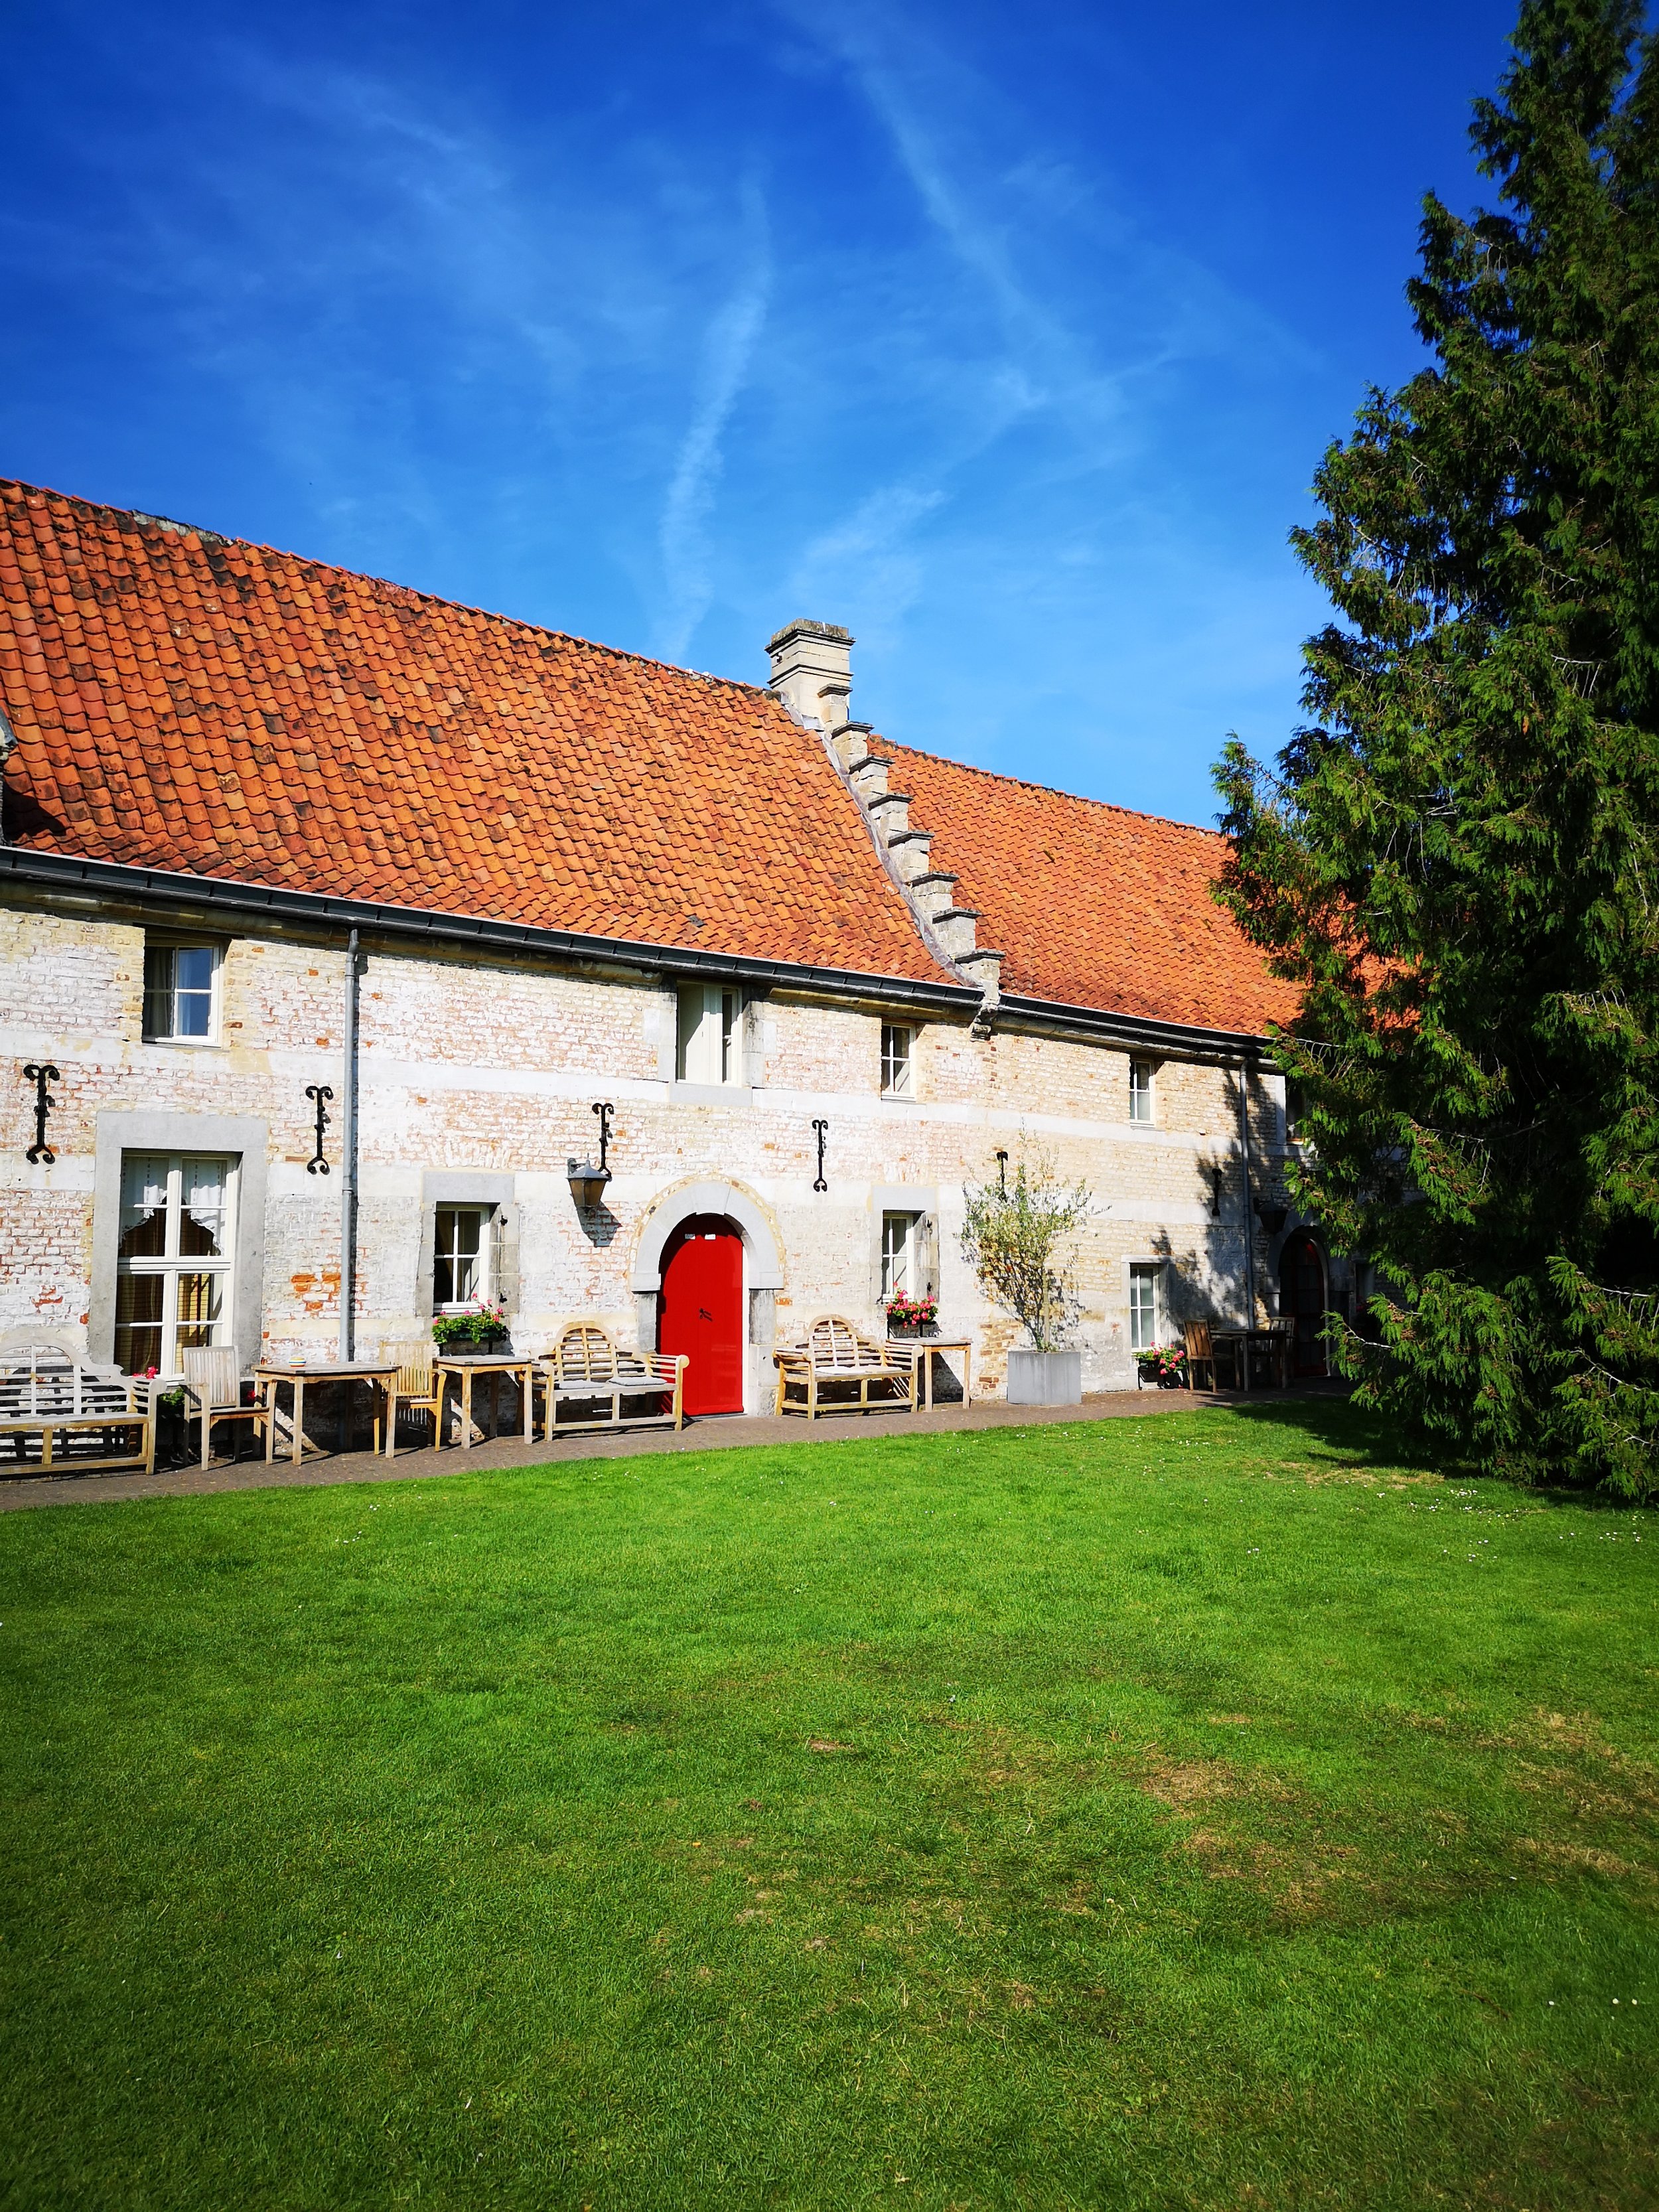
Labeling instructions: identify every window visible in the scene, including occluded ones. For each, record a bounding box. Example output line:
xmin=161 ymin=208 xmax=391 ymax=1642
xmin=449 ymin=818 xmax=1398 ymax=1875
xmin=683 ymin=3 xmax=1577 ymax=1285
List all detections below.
xmin=143 ymin=942 xmax=220 ymax=1041
xmin=1128 ymin=1058 xmax=1155 ymax=1124
xmin=676 ymin=984 xmax=743 ymax=1085
xmin=114 ymin=1152 xmax=235 ymax=1374
xmin=1284 ymin=1078 xmax=1306 ymax=1144
xmin=881 ymin=1023 xmax=913 ymax=1098
xmin=434 ymin=1206 xmax=493 ymax=1309
xmin=1128 ymin=1262 xmax=1161 ymax=1353
xmin=881 ymin=1211 xmax=922 ymax=1299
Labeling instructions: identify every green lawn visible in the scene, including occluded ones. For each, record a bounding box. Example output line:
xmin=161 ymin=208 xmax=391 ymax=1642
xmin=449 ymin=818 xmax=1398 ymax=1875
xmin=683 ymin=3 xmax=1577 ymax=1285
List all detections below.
xmin=2 ymin=1404 xmax=1656 ymax=2211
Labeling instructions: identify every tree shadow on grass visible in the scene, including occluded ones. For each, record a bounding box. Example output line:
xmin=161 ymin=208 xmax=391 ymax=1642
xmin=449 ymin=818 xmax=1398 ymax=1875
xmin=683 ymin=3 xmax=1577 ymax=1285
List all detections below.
xmin=1204 ymin=1390 xmax=1438 ymax=1474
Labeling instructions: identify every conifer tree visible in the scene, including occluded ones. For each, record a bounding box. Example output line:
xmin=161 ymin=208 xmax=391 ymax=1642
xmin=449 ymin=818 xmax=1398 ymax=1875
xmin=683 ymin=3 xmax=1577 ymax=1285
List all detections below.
xmin=1214 ymin=0 xmax=1659 ymax=1495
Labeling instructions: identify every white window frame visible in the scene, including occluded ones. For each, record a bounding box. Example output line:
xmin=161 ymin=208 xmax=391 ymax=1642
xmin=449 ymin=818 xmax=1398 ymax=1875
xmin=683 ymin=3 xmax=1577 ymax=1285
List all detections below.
xmin=881 ymin=1023 xmax=914 ymax=1098
xmin=881 ymin=1210 xmax=922 ymax=1300
xmin=1128 ymin=1261 xmax=1163 ymax=1353
xmin=676 ymin=984 xmax=745 ymax=1086
xmin=113 ymin=1151 xmax=237 ymax=1376
xmin=1128 ymin=1058 xmax=1155 ymax=1124
xmin=142 ymin=940 xmax=223 ymax=1044
xmin=433 ymin=1205 xmax=495 ymax=1312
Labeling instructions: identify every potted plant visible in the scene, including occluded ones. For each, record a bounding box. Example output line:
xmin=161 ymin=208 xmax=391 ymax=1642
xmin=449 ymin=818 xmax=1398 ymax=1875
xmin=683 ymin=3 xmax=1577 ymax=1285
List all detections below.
xmin=1136 ymin=1342 xmax=1189 ymax=1389
xmin=431 ymin=1298 xmax=510 ymax=1357
xmin=960 ymin=1148 xmax=1092 ymax=1405
xmin=885 ymin=1292 xmax=940 ymax=1339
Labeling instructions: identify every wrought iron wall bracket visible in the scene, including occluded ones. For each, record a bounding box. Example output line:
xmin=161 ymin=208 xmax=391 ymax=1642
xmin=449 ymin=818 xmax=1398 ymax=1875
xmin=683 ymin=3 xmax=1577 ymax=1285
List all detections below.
xmin=23 ymin=1063 xmax=58 ymax=1165
xmin=305 ymin=1083 xmax=334 ymax=1175
xmin=593 ymin=1099 xmax=614 ymax=1172
xmin=812 ymin=1117 xmax=829 ymax=1192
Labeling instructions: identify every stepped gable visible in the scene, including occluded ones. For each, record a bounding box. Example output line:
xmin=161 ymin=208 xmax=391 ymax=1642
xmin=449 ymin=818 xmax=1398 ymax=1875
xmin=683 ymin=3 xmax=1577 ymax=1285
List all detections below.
xmin=0 ymin=480 xmax=941 ymax=983
xmin=879 ymin=739 xmax=1299 ymax=1035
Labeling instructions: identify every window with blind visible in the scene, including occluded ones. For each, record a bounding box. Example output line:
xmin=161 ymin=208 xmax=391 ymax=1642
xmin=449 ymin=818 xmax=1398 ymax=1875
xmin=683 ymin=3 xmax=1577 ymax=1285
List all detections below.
xmin=114 ymin=1152 xmax=236 ymax=1374
xmin=676 ymin=984 xmax=744 ymax=1085
xmin=881 ymin=1023 xmax=913 ymax=1097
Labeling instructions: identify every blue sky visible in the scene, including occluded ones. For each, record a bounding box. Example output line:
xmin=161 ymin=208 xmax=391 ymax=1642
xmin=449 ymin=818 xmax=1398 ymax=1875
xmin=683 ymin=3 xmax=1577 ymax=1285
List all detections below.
xmin=7 ymin=0 xmax=1518 ymax=826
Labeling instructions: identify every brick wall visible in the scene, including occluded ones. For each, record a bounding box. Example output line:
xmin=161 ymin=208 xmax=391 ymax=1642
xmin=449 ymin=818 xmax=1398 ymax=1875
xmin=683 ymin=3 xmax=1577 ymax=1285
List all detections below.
xmin=0 ymin=899 xmax=1289 ymax=1394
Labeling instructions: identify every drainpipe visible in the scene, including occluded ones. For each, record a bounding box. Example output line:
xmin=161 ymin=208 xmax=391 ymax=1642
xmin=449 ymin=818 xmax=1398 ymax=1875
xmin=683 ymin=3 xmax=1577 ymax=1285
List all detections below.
xmin=1237 ymin=1061 xmax=1256 ymax=1327
xmin=338 ymin=928 xmax=360 ymax=1362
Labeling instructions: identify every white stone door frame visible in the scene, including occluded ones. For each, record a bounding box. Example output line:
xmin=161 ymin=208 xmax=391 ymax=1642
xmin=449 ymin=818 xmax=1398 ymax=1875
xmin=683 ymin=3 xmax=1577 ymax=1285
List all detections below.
xmin=629 ymin=1179 xmax=784 ymax=1415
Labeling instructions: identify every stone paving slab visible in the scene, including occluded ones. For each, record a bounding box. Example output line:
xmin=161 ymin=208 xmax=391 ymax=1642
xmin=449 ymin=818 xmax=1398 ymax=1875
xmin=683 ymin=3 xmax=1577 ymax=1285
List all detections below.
xmin=0 ymin=1382 xmax=1348 ymax=1512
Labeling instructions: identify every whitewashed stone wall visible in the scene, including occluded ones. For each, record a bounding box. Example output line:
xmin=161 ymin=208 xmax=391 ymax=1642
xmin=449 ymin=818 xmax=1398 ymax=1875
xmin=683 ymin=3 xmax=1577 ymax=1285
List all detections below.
xmin=0 ymin=902 xmax=1292 ymax=1399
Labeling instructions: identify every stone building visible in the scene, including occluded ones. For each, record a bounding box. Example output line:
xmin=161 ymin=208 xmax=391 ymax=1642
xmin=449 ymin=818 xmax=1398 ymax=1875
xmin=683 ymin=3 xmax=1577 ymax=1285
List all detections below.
xmin=0 ymin=478 xmax=1344 ymax=1410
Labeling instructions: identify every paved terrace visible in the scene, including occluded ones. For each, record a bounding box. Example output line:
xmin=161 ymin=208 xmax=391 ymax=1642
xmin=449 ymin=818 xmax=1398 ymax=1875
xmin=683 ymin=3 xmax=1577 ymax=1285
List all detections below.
xmin=0 ymin=1382 xmax=1348 ymax=1512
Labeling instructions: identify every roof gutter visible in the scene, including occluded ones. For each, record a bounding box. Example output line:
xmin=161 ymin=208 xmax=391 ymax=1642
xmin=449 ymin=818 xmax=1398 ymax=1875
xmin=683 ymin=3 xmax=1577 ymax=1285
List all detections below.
xmin=0 ymin=845 xmax=1276 ymax=1063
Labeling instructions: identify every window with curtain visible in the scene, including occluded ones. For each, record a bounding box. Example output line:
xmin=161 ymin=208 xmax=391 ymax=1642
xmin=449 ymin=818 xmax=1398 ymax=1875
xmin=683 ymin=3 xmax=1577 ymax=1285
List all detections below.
xmin=114 ymin=1152 xmax=235 ymax=1374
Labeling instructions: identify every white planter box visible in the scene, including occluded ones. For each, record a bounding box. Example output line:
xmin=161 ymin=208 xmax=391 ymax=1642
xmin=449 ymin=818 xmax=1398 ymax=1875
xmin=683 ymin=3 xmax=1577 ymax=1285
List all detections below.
xmin=1005 ymin=1348 xmax=1082 ymax=1406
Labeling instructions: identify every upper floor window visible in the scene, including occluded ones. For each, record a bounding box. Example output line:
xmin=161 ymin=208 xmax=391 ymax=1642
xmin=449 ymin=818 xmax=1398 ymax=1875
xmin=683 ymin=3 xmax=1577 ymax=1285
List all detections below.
xmin=1284 ymin=1078 xmax=1306 ymax=1145
xmin=677 ymin=984 xmax=743 ymax=1086
xmin=1128 ymin=1057 xmax=1155 ymax=1123
xmin=434 ymin=1205 xmax=493 ymax=1310
xmin=115 ymin=1151 xmax=235 ymax=1374
xmin=881 ymin=1023 xmax=913 ymax=1098
xmin=143 ymin=941 xmax=220 ymax=1042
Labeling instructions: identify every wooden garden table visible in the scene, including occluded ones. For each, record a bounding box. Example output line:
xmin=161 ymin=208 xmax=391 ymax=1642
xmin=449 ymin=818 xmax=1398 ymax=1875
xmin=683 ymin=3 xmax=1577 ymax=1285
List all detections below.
xmin=892 ymin=1337 xmax=974 ymax=1410
xmin=1208 ymin=1329 xmax=1289 ymax=1393
xmin=255 ymin=1361 xmax=399 ymax=1462
xmin=433 ymin=1354 xmax=539 ymax=1450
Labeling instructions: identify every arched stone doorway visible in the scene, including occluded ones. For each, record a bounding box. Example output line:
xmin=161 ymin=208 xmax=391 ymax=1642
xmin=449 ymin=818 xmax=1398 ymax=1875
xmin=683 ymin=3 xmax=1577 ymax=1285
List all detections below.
xmin=1278 ymin=1230 xmax=1329 ymax=1378
xmin=630 ymin=1180 xmax=784 ymax=1416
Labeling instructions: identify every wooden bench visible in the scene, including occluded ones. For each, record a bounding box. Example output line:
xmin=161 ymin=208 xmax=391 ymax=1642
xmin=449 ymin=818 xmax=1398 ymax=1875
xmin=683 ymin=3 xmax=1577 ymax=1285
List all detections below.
xmin=541 ymin=1323 xmax=687 ymax=1434
xmin=0 ymin=1332 xmax=156 ymax=1477
xmin=773 ymin=1315 xmax=918 ymax=1420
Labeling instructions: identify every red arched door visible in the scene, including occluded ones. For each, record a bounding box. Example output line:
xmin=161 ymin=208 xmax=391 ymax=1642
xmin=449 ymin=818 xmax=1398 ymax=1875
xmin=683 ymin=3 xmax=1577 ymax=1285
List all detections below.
xmin=657 ymin=1215 xmax=745 ymax=1415
xmin=1278 ymin=1232 xmax=1328 ymax=1377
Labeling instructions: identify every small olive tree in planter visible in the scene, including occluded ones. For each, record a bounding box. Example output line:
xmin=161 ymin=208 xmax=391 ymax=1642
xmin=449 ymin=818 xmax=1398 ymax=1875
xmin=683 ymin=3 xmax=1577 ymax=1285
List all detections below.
xmin=960 ymin=1151 xmax=1092 ymax=1404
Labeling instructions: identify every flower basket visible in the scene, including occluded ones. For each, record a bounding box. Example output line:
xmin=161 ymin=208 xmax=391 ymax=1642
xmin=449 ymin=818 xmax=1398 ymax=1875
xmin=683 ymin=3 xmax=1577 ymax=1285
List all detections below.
xmin=433 ymin=1300 xmax=511 ymax=1356
xmin=1136 ymin=1343 xmax=1188 ymax=1389
xmin=885 ymin=1293 xmax=940 ymax=1339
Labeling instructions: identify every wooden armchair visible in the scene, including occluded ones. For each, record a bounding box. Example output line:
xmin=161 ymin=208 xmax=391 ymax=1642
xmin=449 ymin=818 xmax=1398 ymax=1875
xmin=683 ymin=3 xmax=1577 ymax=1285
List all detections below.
xmin=542 ymin=1323 xmax=686 ymax=1434
xmin=180 ymin=1345 xmax=269 ymax=1467
xmin=1182 ymin=1321 xmax=1220 ymax=1393
xmin=382 ymin=1344 xmax=448 ymax=1457
xmin=0 ymin=1331 xmax=155 ymax=1476
xmin=773 ymin=1316 xmax=918 ymax=1420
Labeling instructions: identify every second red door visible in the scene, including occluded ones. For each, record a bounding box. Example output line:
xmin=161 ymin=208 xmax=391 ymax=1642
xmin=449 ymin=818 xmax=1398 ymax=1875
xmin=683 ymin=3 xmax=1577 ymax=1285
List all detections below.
xmin=657 ymin=1215 xmax=745 ymax=1415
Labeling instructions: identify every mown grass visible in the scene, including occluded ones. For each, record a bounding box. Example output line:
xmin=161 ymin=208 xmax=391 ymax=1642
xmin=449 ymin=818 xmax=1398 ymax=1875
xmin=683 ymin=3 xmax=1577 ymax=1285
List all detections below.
xmin=1 ymin=1399 xmax=1656 ymax=2211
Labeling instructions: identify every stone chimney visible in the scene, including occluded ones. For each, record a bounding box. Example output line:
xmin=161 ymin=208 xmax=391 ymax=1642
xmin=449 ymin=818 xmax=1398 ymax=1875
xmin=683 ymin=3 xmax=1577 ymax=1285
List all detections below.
xmin=766 ymin=620 xmax=853 ymax=731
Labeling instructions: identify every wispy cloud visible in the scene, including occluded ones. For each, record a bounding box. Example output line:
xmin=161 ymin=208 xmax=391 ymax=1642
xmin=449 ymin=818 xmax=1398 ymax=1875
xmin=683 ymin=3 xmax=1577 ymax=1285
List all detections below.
xmin=655 ymin=179 xmax=770 ymax=664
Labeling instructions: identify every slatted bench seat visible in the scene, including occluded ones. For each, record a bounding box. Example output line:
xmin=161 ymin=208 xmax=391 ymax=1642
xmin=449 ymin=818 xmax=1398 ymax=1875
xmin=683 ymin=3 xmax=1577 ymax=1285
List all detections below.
xmin=773 ymin=1315 xmax=918 ymax=1420
xmin=0 ymin=1332 xmax=156 ymax=1477
xmin=541 ymin=1323 xmax=687 ymax=1434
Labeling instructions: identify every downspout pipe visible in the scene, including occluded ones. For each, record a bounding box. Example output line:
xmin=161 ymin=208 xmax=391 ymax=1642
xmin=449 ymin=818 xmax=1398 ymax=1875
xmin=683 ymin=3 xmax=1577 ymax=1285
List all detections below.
xmin=338 ymin=928 xmax=360 ymax=1362
xmin=1237 ymin=1063 xmax=1256 ymax=1328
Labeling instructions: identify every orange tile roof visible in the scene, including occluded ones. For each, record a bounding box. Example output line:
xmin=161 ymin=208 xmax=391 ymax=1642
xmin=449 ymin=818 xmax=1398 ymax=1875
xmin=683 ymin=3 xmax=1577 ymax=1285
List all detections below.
xmin=881 ymin=740 xmax=1300 ymax=1035
xmin=0 ymin=480 xmax=940 ymax=984
xmin=0 ymin=477 xmax=1294 ymax=1036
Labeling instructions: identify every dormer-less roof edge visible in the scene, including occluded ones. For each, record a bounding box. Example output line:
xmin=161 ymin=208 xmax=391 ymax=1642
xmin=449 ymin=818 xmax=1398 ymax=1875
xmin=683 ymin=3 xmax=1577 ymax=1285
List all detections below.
xmin=0 ymin=845 xmax=1273 ymax=1058
xmin=0 ymin=845 xmax=981 ymax=1014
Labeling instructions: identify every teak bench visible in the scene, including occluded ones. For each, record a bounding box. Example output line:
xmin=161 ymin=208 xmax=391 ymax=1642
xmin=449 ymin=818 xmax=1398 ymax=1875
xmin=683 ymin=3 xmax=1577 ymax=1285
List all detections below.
xmin=0 ymin=1332 xmax=156 ymax=1477
xmin=541 ymin=1323 xmax=687 ymax=1434
xmin=773 ymin=1315 xmax=918 ymax=1420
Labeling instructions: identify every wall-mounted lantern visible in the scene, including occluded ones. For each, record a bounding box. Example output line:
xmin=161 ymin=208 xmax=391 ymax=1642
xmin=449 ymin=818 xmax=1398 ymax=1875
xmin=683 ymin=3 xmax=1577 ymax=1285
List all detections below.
xmin=23 ymin=1062 xmax=58 ymax=1165
xmin=1254 ymin=1201 xmax=1288 ymax=1236
xmin=568 ymin=1100 xmax=614 ymax=1211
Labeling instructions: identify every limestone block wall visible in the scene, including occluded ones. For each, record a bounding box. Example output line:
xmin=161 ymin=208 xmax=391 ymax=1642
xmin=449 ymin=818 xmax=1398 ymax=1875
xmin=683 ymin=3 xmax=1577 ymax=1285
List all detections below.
xmin=1 ymin=899 xmax=1287 ymax=1395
